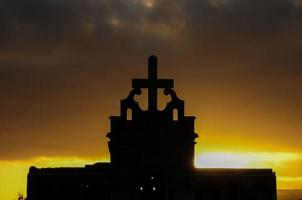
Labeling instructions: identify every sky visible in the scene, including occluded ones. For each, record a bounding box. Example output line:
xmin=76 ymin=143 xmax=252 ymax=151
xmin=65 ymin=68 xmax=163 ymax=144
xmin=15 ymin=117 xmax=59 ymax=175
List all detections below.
xmin=1 ymin=0 xmax=302 ymax=199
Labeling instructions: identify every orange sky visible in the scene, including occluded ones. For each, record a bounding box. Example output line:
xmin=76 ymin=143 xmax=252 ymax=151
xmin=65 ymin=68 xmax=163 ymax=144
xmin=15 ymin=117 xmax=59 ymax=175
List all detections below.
xmin=1 ymin=0 xmax=302 ymax=199
xmin=2 ymin=60 xmax=302 ymax=199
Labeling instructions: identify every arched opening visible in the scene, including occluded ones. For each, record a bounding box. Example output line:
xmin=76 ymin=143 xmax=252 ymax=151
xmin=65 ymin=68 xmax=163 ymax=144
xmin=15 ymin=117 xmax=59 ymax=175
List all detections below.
xmin=158 ymin=89 xmax=172 ymax=111
xmin=134 ymin=89 xmax=148 ymax=111
xmin=173 ymin=109 xmax=178 ymax=121
xmin=127 ymin=109 xmax=132 ymax=120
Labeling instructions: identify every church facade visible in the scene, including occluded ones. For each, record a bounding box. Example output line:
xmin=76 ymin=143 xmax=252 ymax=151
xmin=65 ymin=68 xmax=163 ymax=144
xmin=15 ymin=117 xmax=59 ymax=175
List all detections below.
xmin=27 ymin=56 xmax=277 ymax=200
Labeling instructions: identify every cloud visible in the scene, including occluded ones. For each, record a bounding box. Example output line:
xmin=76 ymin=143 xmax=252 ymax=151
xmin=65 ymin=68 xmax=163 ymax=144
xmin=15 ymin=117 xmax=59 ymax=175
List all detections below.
xmin=0 ymin=0 xmax=301 ymax=67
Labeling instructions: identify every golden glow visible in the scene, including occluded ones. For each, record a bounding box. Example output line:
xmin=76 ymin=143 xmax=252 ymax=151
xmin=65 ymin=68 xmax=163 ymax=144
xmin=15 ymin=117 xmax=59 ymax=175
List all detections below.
xmin=143 ymin=0 xmax=155 ymax=8
xmin=0 ymin=161 xmax=28 ymax=200
xmin=194 ymin=151 xmax=302 ymax=189
xmin=108 ymin=17 xmax=122 ymax=28
xmin=278 ymin=177 xmax=302 ymax=189
xmin=1 ymin=152 xmax=302 ymax=199
xmin=195 ymin=152 xmax=301 ymax=168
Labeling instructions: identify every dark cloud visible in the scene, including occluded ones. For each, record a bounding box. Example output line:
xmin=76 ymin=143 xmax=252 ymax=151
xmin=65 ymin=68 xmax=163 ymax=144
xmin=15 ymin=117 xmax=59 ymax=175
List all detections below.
xmin=0 ymin=0 xmax=301 ymax=65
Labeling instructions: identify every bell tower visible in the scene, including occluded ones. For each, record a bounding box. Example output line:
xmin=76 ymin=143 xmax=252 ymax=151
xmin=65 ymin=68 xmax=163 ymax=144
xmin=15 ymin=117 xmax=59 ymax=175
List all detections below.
xmin=107 ymin=55 xmax=198 ymax=194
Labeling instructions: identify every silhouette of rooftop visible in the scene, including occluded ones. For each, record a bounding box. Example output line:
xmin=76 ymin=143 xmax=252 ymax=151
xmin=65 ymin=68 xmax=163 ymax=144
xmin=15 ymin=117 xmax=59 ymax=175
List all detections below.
xmin=27 ymin=55 xmax=277 ymax=200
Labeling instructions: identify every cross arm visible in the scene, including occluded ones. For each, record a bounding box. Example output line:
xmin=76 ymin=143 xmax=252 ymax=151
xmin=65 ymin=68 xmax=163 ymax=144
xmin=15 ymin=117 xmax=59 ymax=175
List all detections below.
xmin=156 ymin=79 xmax=174 ymax=88
xmin=132 ymin=79 xmax=149 ymax=88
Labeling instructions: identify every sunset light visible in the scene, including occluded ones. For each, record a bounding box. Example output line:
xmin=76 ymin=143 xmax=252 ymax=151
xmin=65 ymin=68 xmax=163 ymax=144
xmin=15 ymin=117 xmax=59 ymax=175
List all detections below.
xmin=1 ymin=0 xmax=302 ymax=199
xmin=194 ymin=152 xmax=301 ymax=168
xmin=1 ymin=151 xmax=302 ymax=199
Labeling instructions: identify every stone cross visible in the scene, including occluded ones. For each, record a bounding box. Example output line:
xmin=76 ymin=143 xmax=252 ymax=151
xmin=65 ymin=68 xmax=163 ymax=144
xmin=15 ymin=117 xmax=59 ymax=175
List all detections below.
xmin=132 ymin=55 xmax=174 ymax=111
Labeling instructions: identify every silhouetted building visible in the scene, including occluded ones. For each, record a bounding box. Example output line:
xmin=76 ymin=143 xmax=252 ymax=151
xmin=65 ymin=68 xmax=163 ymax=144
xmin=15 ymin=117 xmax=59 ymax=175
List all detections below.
xmin=27 ymin=56 xmax=277 ymax=200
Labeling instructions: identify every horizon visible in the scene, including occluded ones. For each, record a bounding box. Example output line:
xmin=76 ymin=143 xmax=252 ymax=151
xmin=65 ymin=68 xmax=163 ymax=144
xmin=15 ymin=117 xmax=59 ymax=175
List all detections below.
xmin=1 ymin=152 xmax=302 ymax=199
